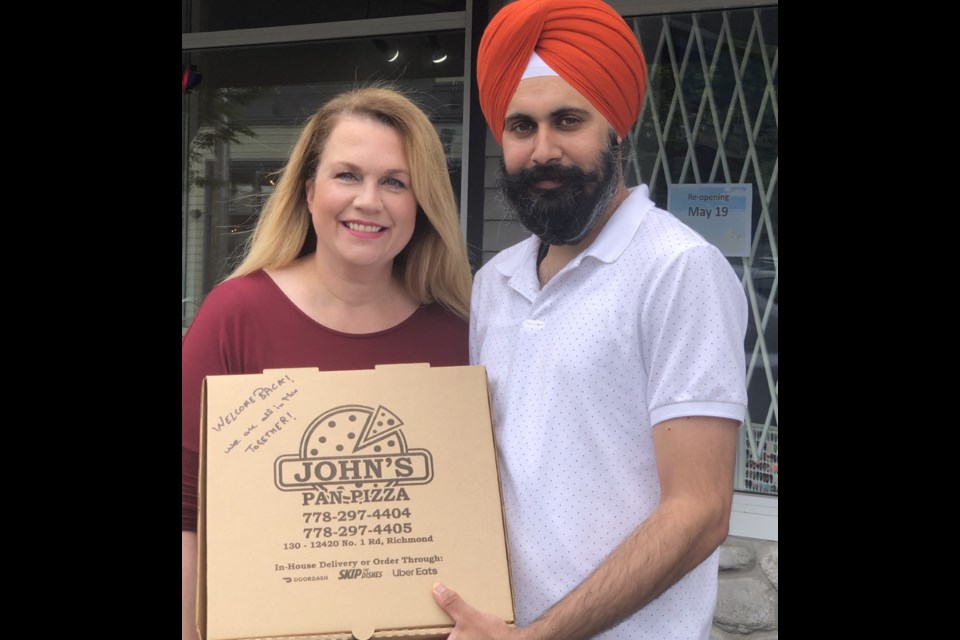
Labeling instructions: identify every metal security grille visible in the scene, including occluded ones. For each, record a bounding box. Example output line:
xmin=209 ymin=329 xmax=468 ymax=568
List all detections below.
xmin=624 ymin=6 xmax=778 ymax=496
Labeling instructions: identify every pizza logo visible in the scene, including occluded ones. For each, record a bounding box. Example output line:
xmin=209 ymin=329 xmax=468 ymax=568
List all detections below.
xmin=274 ymin=404 xmax=433 ymax=491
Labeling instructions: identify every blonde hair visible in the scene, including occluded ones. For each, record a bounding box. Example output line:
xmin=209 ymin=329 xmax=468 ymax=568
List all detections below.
xmin=228 ymin=86 xmax=472 ymax=320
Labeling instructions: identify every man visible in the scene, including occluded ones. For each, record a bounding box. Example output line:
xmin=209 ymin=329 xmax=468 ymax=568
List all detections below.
xmin=431 ymin=1 xmax=748 ymax=638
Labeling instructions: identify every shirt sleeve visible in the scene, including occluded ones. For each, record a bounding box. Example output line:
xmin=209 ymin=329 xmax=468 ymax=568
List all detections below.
xmin=643 ymin=243 xmax=748 ymax=426
xmin=182 ymin=446 xmax=200 ymax=531
xmin=181 ymin=288 xmax=233 ymax=530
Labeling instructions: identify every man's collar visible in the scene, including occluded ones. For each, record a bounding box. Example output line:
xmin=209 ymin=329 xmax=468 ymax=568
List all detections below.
xmin=577 ymin=185 xmax=653 ymax=263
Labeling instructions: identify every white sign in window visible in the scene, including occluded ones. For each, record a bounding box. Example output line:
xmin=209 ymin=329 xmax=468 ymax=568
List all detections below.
xmin=667 ymin=184 xmax=752 ymax=257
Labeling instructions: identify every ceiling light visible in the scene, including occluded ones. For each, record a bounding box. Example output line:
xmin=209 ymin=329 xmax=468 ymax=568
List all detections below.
xmin=372 ymin=38 xmax=400 ymax=63
xmin=427 ymin=36 xmax=447 ymax=64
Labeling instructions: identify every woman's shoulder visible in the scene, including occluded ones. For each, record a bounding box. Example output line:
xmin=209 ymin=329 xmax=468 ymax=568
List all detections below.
xmin=188 ymin=271 xmax=286 ymax=327
xmin=204 ymin=270 xmax=277 ymax=305
xmin=400 ymin=302 xmax=468 ymax=340
xmin=415 ymin=302 xmax=468 ymax=328
xmin=396 ymin=303 xmax=468 ymax=366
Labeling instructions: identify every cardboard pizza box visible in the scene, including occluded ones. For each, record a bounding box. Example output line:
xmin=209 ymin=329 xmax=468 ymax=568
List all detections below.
xmin=196 ymin=363 xmax=514 ymax=640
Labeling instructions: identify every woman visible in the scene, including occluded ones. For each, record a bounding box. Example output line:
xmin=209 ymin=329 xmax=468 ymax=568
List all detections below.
xmin=181 ymin=86 xmax=473 ymax=639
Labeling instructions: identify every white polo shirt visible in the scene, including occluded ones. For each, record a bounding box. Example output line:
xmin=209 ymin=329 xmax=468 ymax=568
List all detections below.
xmin=470 ymin=185 xmax=747 ymax=639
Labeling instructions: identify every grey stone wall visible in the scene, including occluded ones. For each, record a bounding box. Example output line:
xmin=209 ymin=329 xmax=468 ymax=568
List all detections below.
xmin=711 ymin=536 xmax=778 ymax=639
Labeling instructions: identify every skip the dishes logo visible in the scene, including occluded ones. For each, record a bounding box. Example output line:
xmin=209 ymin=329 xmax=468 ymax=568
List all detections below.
xmin=274 ymin=405 xmax=433 ymax=503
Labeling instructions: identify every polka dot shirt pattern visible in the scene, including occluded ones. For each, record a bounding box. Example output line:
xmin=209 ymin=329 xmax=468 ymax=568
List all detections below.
xmin=470 ymin=186 xmax=747 ymax=639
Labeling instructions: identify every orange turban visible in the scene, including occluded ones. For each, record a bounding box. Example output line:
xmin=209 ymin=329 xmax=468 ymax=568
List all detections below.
xmin=477 ymin=0 xmax=647 ymax=146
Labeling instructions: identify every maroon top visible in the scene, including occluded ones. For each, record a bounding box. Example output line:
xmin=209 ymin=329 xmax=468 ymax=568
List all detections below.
xmin=181 ymin=270 xmax=468 ymax=530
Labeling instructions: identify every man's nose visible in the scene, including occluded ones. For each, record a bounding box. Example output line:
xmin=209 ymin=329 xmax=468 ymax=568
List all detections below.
xmin=530 ymin=128 xmax=561 ymax=166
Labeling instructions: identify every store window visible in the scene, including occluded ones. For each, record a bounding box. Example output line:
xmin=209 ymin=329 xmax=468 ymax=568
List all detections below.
xmin=182 ymin=31 xmax=467 ymax=333
xmin=620 ymin=5 xmax=778 ymax=506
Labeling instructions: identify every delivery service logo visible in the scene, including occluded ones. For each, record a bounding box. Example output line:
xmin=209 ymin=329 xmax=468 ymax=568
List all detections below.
xmin=274 ymin=405 xmax=433 ymax=499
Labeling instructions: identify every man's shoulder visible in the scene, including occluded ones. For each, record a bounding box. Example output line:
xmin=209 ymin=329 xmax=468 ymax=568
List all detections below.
xmin=630 ymin=203 xmax=720 ymax=255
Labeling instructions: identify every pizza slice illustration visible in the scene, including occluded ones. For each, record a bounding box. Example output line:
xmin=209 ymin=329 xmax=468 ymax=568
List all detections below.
xmin=300 ymin=405 xmax=408 ymax=458
xmin=355 ymin=405 xmax=405 ymax=451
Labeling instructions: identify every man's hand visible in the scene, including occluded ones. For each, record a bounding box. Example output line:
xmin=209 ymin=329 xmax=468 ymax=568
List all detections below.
xmin=432 ymin=583 xmax=521 ymax=640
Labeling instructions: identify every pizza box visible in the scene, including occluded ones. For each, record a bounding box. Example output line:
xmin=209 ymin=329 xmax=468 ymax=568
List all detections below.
xmin=196 ymin=363 xmax=515 ymax=640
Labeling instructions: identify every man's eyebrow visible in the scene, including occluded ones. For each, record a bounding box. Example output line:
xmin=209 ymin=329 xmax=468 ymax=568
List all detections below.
xmin=550 ymin=106 xmax=591 ymax=119
xmin=504 ymin=106 xmax=592 ymax=123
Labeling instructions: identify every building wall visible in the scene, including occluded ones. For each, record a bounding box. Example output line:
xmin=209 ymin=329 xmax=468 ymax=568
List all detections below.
xmin=714 ymin=536 xmax=779 ymax=639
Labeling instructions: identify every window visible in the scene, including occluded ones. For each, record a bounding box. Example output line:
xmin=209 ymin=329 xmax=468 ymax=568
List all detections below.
xmin=620 ymin=6 xmax=778 ymax=516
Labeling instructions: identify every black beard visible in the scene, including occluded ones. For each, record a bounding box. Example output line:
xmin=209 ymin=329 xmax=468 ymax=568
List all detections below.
xmin=497 ymin=135 xmax=621 ymax=246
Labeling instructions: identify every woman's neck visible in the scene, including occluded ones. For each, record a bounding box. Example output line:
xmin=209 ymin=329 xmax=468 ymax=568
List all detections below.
xmin=267 ymin=254 xmax=419 ymax=333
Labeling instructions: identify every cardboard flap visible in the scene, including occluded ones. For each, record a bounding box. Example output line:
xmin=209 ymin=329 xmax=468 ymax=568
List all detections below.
xmin=352 ymin=623 xmax=374 ymax=640
xmin=374 ymin=362 xmax=430 ymax=371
